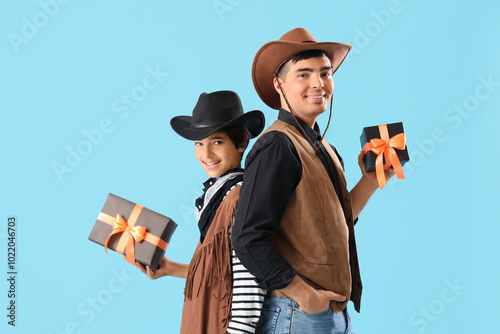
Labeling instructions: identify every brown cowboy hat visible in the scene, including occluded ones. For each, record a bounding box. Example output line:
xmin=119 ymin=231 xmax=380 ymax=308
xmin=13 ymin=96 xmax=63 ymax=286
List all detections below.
xmin=252 ymin=27 xmax=353 ymax=110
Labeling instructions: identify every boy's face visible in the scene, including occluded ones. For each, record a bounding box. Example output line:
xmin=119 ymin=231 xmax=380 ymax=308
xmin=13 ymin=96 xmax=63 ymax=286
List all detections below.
xmin=274 ymin=56 xmax=334 ymax=127
xmin=194 ymin=131 xmax=244 ymax=178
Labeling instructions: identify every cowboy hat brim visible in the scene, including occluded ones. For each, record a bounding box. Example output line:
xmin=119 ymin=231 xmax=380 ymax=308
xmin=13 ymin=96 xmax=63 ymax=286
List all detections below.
xmin=252 ymin=40 xmax=352 ymax=110
xmin=170 ymin=110 xmax=265 ymax=141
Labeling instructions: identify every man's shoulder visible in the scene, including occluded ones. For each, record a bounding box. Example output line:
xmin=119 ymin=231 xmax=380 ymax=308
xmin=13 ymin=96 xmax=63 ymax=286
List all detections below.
xmin=248 ymin=129 xmax=294 ymax=156
xmin=256 ymin=129 xmax=291 ymax=145
xmin=244 ymin=128 xmax=302 ymax=170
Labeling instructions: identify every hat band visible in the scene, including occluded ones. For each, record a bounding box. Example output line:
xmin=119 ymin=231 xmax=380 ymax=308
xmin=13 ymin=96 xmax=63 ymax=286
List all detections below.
xmin=190 ymin=123 xmax=216 ymax=129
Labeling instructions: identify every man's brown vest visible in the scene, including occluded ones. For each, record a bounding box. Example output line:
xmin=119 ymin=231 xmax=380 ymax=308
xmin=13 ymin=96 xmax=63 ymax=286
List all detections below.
xmin=264 ymin=120 xmax=362 ymax=313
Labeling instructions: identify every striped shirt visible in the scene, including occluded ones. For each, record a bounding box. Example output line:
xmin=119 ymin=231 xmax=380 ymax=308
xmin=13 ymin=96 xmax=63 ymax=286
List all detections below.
xmin=227 ymin=250 xmax=266 ymax=333
xmin=222 ymin=182 xmax=266 ymax=334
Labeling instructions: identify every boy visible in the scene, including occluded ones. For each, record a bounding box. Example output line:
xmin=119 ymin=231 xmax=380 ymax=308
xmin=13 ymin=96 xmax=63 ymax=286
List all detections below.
xmin=136 ymin=90 xmax=266 ymax=334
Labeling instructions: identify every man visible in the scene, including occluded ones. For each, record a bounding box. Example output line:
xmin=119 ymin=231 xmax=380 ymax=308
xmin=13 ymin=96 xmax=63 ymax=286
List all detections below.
xmin=232 ymin=28 xmax=395 ymax=333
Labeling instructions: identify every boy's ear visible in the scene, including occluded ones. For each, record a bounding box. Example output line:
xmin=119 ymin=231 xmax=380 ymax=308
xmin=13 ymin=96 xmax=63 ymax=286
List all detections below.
xmin=238 ymin=133 xmax=249 ymax=152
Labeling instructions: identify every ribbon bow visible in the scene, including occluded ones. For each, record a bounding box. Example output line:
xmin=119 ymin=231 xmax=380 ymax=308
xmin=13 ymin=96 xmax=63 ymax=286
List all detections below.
xmin=97 ymin=203 xmax=170 ymax=266
xmin=104 ymin=214 xmax=146 ymax=265
xmin=362 ymin=124 xmax=406 ymax=189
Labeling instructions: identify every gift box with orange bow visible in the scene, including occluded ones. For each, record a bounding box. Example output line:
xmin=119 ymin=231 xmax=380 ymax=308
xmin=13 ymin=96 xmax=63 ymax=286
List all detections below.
xmin=360 ymin=122 xmax=410 ymax=189
xmin=89 ymin=193 xmax=177 ymax=269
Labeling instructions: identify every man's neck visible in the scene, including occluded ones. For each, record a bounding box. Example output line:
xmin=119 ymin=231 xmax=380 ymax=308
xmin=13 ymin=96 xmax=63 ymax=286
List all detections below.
xmin=281 ymin=108 xmax=317 ymax=129
xmin=278 ymin=108 xmax=323 ymax=145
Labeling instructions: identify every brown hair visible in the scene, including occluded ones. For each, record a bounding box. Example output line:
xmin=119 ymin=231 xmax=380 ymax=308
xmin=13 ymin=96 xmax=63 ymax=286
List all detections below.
xmin=219 ymin=126 xmax=250 ymax=157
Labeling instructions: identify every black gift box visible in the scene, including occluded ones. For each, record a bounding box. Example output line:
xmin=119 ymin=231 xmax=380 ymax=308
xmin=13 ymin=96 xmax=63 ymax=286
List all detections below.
xmin=89 ymin=193 xmax=177 ymax=269
xmin=360 ymin=122 xmax=410 ymax=173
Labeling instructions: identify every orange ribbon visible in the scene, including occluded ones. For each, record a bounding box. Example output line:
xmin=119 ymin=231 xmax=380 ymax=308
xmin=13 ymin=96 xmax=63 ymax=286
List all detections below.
xmin=362 ymin=124 xmax=406 ymax=189
xmin=99 ymin=204 xmax=168 ymax=265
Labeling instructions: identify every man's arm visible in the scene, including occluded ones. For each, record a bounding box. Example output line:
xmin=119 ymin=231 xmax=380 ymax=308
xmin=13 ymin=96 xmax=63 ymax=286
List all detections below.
xmin=232 ymin=132 xmax=300 ymax=290
xmin=350 ymin=151 xmax=396 ymax=220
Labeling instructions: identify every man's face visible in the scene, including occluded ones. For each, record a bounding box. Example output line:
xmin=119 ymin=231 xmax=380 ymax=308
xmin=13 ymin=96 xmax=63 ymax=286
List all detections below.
xmin=194 ymin=131 xmax=243 ymax=178
xmin=274 ymin=56 xmax=334 ymax=127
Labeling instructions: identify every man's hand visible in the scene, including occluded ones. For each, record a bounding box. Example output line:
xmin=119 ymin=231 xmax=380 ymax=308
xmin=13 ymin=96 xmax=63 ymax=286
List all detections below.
xmin=358 ymin=151 xmax=396 ymax=190
xmin=278 ymin=275 xmax=346 ymax=314
xmin=297 ymin=288 xmax=346 ymax=313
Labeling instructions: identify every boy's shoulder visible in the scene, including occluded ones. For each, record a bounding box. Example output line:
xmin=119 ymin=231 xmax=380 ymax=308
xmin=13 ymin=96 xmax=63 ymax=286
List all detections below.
xmin=219 ymin=183 xmax=241 ymax=211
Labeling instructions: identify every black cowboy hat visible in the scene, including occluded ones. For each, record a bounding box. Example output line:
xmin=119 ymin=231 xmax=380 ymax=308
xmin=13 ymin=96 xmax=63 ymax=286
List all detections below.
xmin=170 ymin=91 xmax=265 ymax=141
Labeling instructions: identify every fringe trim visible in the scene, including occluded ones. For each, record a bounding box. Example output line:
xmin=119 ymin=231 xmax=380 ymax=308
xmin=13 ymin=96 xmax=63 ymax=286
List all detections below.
xmin=184 ymin=191 xmax=238 ymax=329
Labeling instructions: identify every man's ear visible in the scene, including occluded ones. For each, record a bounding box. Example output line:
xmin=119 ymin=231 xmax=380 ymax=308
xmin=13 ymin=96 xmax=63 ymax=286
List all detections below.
xmin=273 ymin=76 xmax=283 ymax=95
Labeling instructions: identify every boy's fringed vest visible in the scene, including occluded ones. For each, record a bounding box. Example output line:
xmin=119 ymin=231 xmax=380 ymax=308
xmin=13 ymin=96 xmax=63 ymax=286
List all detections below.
xmin=180 ymin=186 xmax=240 ymax=334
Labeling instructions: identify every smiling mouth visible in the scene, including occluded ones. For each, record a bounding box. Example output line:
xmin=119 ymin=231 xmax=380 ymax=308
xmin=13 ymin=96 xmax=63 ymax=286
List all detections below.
xmin=306 ymin=94 xmax=325 ymax=102
xmin=204 ymin=160 xmax=221 ymax=169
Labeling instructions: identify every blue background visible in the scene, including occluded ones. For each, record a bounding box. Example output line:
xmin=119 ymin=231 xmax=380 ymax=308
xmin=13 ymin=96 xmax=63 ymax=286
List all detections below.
xmin=1 ymin=0 xmax=499 ymax=333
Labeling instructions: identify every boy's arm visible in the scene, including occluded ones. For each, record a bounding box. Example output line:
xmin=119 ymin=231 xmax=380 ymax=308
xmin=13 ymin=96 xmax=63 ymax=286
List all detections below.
xmin=135 ymin=240 xmax=199 ymax=280
xmin=227 ymin=249 xmax=266 ymax=334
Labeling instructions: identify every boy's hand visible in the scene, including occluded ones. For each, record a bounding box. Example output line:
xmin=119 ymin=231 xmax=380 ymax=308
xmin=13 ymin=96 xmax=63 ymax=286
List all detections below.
xmin=136 ymin=256 xmax=189 ymax=279
xmin=135 ymin=257 xmax=170 ymax=280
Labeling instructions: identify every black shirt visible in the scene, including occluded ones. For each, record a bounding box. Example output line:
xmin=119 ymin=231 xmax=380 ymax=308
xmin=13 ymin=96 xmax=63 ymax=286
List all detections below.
xmin=232 ymin=109 xmax=347 ymax=291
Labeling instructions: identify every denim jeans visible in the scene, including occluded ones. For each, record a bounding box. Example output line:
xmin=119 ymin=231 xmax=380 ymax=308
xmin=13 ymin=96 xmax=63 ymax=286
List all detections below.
xmin=257 ymin=296 xmax=354 ymax=334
